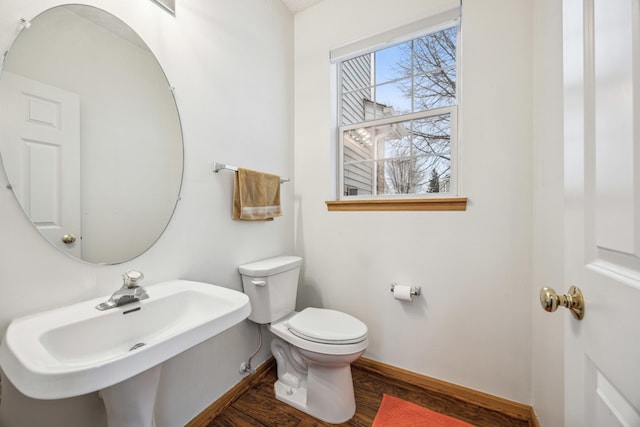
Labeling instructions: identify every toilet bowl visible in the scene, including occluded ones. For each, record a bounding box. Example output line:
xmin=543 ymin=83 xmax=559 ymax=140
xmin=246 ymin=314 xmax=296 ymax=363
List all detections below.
xmin=239 ymin=256 xmax=368 ymax=424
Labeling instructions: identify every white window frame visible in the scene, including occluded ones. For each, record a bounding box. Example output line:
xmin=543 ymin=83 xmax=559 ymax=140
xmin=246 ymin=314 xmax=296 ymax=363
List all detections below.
xmin=332 ymin=9 xmax=461 ymax=201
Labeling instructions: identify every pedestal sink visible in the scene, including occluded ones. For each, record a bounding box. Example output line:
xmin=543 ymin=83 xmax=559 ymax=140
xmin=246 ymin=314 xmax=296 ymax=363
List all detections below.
xmin=0 ymin=280 xmax=251 ymax=427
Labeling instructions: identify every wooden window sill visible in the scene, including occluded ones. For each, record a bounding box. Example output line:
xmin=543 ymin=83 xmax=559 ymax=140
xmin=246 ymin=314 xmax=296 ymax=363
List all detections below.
xmin=325 ymin=198 xmax=467 ymax=212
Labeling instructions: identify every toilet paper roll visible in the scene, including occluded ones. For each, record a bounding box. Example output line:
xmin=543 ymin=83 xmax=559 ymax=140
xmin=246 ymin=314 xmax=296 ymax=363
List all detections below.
xmin=393 ymin=285 xmax=413 ymax=302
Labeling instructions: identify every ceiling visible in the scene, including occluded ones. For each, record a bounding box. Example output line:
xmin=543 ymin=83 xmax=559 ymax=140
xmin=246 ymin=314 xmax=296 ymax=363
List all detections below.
xmin=281 ymin=0 xmax=325 ymax=13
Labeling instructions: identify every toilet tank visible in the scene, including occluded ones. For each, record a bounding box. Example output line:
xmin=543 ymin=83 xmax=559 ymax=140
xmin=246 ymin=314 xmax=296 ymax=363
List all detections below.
xmin=238 ymin=256 xmax=303 ymax=324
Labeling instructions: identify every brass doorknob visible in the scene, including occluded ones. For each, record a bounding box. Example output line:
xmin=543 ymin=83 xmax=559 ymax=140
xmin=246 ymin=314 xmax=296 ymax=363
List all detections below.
xmin=61 ymin=233 xmax=76 ymax=244
xmin=539 ymin=286 xmax=585 ymax=320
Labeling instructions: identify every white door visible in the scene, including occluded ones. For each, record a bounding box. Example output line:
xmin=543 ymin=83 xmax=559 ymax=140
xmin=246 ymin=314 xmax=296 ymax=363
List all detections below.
xmin=0 ymin=72 xmax=81 ymax=258
xmin=563 ymin=0 xmax=640 ymax=425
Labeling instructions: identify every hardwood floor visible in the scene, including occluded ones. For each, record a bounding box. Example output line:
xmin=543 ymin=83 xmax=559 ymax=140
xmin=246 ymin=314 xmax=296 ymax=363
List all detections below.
xmin=204 ymin=362 xmax=533 ymax=427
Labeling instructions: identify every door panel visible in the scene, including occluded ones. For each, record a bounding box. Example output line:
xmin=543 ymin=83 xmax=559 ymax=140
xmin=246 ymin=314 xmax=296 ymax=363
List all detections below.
xmin=0 ymin=72 xmax=81 ymax=257
xmin=593 ymin=0 xmax=637 ymax=254
xmin=563 ymin=0 xmax=640 ymax=425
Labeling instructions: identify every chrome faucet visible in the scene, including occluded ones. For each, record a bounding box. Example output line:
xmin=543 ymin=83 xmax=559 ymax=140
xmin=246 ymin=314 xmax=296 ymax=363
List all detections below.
xmin=95 ymin=270 xmax=149 ymax=311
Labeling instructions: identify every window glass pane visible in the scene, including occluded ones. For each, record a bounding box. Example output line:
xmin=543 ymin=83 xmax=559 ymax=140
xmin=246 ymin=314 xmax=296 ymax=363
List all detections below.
xmin=413 ymin=154 xmax=451 ymax=194
xmin=380 ymin=120 xmax=418 ymax=195
xmin=413 ymin=68 xmax=456 ymax=110
xmin=343 ymin=121 xmax=410 ymax=163
xmin=341 ymin=54 xmax=372 ymax=93
xmin=412 ymin=114 xmax=451 ymax=155
xmin=344 ymin=159 xmax=374 ymax=196
xmin=381 ymin=158 xmax=418 ymax=195
xmin=411 ymin=27 xmax=457 ymax=111
xmin=374 ymin=80 xmax=412 ymax=118
xmin=374 ymin=42 xmax=408 ymax=85
xmin=343 ymin=127 xmax=375 ymax=196
xmin=382 ymin=132 xmax=412 ymax=159
xmin=411 ymin=115 xmax=451 ymax=194
xmin=413 ymin=28 xmax=457 ymax=74
xmin=344 ymin=128 xmax=375 ymax=161
xmin=341 ymin=88 xmax=371 ymax=125
xmin=380 ymin=154 xmax=451 ymax=195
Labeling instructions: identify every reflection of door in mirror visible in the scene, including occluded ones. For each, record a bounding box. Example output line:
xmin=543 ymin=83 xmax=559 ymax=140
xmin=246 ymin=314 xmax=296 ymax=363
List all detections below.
xmin=0 ymin=72 xmax=81 ymax=258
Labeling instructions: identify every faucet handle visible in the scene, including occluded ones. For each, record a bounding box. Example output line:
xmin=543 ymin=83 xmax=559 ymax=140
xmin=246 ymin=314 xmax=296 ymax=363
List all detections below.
xmin=122 ymin=270 xmax=144 ymax=288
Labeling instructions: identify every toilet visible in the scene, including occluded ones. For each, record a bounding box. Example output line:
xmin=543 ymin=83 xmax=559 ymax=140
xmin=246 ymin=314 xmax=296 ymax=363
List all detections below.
xmin=239 ymin=256 xmax=368 ymax=424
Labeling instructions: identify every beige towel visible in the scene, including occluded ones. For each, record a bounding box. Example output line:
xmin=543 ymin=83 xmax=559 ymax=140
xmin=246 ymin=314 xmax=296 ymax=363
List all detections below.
xmin=233 ymin=168 xmax=282 ymax=221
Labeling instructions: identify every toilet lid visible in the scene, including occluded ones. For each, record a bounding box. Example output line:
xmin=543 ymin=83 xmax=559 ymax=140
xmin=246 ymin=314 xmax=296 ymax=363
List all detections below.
xmin=287 ymin=307 xmax=368 ymax=344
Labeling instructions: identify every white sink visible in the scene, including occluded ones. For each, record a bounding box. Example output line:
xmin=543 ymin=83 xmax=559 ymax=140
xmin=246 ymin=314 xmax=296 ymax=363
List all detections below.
xmin=0 ymin=280 xmax=251 ymax=400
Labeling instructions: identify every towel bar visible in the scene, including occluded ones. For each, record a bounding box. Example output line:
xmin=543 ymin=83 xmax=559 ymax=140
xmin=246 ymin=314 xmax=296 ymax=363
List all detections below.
xmin=213 ymin=162 xmax=289 ymax=184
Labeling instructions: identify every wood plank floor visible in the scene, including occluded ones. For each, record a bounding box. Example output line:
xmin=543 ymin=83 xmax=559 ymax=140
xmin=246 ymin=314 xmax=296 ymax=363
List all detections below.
xmin=205 ymin=363 xmax=532 ymax=427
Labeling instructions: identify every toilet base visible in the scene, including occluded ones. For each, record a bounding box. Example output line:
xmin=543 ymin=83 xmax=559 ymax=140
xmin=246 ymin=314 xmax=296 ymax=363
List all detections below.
xmin=273 ymin=358 xmax=357 ymax=424
xmin=274 ymin=379 xmax=309 ymax=415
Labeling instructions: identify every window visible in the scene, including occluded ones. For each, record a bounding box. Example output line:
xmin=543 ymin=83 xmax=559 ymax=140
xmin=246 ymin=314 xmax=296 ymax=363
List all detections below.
xmin=336 ymin=20 xmax=460 ymax=202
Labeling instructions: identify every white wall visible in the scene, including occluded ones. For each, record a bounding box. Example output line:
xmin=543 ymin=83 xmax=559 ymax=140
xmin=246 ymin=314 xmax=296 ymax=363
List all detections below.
xmin=0 ymin=0 xmax=293 ymax=426
xmin=0 ymin=0 xmax=569 ymax=424
xmin=531 ymin=0 xmax=565 ymax=425
xmin=294 ymin=0 xmax=534 ymax=404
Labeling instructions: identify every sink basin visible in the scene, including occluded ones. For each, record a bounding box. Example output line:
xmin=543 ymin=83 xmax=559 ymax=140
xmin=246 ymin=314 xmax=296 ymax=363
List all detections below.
xmin=0 ymin=280 xmax=251 ymax=400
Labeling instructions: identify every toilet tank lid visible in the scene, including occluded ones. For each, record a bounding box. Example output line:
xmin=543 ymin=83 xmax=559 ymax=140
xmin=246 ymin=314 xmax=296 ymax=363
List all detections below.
xmin=238 ymin=256 xmax=302 ymax=276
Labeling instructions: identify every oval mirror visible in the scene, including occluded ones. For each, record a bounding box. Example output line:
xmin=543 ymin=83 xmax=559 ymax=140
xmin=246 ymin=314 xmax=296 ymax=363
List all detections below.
xmin=0 ymin=5 xmax=183 ymax=264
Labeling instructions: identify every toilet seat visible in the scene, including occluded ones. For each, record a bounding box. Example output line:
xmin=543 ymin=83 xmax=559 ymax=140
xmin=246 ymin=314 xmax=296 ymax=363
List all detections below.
xmin=269 ymin=311 xmax=368 ymax=356
xmin=287 ymin=308 xmax=367 ymax=344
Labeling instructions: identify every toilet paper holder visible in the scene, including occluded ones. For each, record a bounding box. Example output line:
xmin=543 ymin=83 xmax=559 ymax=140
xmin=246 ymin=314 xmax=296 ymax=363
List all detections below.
xmin=390 ymin=282 xmax=421 ymax=296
